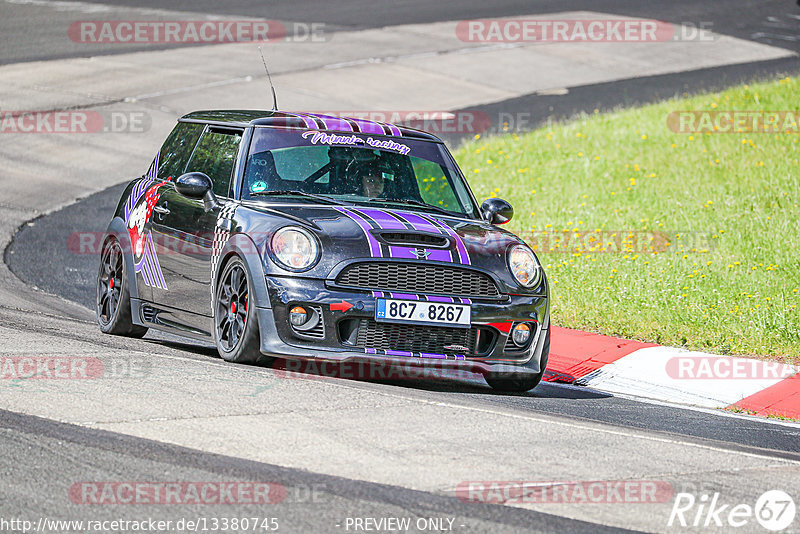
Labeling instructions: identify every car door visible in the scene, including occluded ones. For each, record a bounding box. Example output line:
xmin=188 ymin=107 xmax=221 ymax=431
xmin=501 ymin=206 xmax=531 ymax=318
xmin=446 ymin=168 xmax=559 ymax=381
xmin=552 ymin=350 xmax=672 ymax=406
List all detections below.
xmin=150 ymin=125 xmax=244 ymax=317
xmin=128 ymin=121 xmax=204 ymax=304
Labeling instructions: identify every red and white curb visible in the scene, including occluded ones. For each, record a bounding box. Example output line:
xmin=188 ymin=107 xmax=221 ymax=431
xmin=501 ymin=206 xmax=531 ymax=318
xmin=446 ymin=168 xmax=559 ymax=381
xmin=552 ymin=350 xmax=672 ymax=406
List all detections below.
xmin=545 ymin=326 xmax=800 ymax=420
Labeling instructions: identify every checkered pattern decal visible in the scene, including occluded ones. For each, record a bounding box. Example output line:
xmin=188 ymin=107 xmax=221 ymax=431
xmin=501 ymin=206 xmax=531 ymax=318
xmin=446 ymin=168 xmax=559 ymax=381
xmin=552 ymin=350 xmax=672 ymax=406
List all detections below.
xmin=210 ymin=202 xmax=237 ymax=298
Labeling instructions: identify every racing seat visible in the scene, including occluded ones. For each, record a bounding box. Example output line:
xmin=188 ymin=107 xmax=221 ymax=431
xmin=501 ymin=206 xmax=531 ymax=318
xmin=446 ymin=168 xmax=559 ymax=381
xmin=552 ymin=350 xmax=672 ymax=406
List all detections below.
xmin=244 ymin=151 xmax=284 ymax=193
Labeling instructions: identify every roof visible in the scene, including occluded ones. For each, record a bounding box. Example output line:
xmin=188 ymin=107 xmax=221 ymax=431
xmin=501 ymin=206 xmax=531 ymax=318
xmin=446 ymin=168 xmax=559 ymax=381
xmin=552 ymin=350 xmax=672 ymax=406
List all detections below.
xmin=179 ymin=110 xmax=442 ymax=141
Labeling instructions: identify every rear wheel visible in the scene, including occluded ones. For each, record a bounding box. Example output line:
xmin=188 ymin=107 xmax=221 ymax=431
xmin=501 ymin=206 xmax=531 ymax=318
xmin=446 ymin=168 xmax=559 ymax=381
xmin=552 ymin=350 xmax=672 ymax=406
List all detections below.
xmin=214 ymin=257 xmax=263 ymax=364
xmin=96 ymin=237 xmax=148 ymax=337
xmin=485 ymin=329 xmax=550 ymax=393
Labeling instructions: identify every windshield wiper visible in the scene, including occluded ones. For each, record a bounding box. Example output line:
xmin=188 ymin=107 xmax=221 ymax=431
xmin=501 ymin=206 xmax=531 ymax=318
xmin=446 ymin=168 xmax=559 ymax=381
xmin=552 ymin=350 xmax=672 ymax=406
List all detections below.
xmin=365 ymin=197 xmax=456 ymax=216
xmin=250 ymin=190 xmax=346 ymax=205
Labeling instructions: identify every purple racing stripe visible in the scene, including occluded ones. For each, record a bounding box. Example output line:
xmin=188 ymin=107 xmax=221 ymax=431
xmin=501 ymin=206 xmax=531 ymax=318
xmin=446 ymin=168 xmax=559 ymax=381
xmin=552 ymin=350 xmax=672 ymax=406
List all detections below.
xmin=386 ymin=293 xmax=418 ymax=300
xmin=381 ymin=122 xmax=402 ymax=136
xmin=420 ymin=353 xmax=447 ymax=359
xmin=361 ymin=209 xmax=457 ymax=262
xmin=426 ymin=295 xmax=455 ymax=303
xmin=389 ymin=211 xmax=454 ymax=262
xmin=416 ymin=213 xmax=471 ymax=265
xmin=356 ymin=209 xmax=407 ymax=230
xmin=387 ymin=246 xmax=450 ymax=260
xmin=392 ymin=211 xmax=440 ymax=233
xmin=335 ymin=207 xmax=382 ymax=257
xmin=350 ymin=118 xmax=385 ymax=135
xmin=386 ymin=350 xmax=414 ymax=357
xmin=310 ymin=113 xmax=355 ymax=132
xmin=287 ymin=112 xmax=318 ymax=130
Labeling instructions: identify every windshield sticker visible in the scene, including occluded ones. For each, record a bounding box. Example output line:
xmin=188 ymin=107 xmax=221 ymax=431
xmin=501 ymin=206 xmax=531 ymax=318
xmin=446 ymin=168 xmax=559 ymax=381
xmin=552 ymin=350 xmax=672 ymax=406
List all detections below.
xmin=365 ymin=137 xmax=411 ymax=155
xmin=250 ymin=180 xmax=268 ymax=193
xmin=301 ymin=130 xmax=411 ymax=155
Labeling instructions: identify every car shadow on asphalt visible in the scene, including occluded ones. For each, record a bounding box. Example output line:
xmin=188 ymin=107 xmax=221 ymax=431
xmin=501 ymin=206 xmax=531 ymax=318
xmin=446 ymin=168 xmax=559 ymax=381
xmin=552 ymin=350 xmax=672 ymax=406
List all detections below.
xmin=146 ymin=336 xmax=611 ymax=400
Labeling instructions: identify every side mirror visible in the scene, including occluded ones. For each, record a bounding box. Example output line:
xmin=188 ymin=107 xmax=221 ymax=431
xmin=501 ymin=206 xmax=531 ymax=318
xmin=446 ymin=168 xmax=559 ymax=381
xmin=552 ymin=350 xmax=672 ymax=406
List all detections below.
xmin=176 ymin=172 xmax=219 ymax=211
xmin=481 ymin=198 xmax=514 ymax=225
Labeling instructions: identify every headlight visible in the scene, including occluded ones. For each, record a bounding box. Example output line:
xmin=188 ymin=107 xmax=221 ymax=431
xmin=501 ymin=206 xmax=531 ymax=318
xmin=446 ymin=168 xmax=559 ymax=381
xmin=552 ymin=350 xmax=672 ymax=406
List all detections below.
xmin=508 ymin=245 xmax=541 ymax=288
xmin=270 ymin=227 xmax=319 ymax=271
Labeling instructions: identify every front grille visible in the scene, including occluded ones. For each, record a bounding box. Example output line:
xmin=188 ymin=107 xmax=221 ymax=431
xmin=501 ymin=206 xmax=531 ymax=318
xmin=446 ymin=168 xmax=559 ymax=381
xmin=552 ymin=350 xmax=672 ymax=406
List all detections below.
xmin=336 ymin=262 xmax=500 ymax=298
xmin=354 ymin=319 xmax=478 ymax=355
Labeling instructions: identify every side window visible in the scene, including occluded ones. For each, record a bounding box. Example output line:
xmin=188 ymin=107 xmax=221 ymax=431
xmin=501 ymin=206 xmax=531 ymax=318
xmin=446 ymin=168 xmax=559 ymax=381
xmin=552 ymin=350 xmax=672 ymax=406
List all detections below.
xmin=156 ymin=122 xmax=204 ymax=180
xmin=413 ymin=158 xmax=459 ymax=212
xmin=184 ymin=127 xmax=243 ymax=198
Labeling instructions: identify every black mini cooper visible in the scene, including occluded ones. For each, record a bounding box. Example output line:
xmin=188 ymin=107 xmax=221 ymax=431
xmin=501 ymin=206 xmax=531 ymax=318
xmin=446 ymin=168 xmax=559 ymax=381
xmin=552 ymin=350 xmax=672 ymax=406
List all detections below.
xmin=97 ymin=111 xmax=549 ymax=391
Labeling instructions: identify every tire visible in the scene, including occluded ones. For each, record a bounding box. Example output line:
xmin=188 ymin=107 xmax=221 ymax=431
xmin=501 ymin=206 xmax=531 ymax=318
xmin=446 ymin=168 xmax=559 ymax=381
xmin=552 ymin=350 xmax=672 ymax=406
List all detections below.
xmin=213 ymin=256 xmax=264 ymax=364
xmin=96 ymin=237 xmax=148 ymax=338
xmin=485 ymin=329 xmax=550 ymax=393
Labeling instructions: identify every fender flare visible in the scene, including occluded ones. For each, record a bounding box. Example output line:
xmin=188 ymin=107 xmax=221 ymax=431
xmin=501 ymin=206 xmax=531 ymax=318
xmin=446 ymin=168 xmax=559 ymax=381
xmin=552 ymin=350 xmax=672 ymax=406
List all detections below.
xmin=214 ymin=233 xmax=271 ymax=309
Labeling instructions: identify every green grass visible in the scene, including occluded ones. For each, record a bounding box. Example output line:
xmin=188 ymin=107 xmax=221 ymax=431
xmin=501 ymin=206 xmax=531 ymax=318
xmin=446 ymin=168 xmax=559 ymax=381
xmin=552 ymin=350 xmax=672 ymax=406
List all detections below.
xmin=454 ymin=76 xmax=800 ymax=363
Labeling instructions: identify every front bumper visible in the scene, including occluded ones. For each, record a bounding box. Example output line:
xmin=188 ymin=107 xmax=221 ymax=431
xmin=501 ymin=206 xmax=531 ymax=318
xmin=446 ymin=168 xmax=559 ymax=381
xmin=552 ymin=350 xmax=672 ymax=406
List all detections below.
xmin=255 ymin=276 xmax=549 ymax=376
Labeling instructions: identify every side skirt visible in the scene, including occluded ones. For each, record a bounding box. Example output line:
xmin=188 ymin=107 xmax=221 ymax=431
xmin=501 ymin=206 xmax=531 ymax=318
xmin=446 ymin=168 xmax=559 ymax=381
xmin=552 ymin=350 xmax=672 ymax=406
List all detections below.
xmin=131 ymin=298 xmax=214 ymax=341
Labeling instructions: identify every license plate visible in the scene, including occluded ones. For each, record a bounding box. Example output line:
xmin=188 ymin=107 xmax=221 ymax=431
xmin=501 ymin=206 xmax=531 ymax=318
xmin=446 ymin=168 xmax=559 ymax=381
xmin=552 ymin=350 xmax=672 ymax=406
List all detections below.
xmin=375 ymin=298 xmax=471 ymax=328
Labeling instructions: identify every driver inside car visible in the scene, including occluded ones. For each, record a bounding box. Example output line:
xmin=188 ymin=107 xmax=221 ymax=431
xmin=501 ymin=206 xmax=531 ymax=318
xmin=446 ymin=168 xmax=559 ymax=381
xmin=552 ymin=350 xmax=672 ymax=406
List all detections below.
xmin=359 ymin=162 xmax=386 ymax=198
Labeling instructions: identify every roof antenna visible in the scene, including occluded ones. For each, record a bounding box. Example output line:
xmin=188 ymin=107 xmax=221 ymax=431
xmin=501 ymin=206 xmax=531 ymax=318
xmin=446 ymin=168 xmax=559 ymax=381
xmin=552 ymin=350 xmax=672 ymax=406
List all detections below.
xmin=258 ymin=46 xmax=278 ymax=111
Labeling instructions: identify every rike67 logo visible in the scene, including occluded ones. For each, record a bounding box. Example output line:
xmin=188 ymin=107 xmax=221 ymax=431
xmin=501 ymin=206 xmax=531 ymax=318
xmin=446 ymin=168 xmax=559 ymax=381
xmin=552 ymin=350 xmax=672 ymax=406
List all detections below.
xmin=668 ymin=490 xmax=796 ymax=531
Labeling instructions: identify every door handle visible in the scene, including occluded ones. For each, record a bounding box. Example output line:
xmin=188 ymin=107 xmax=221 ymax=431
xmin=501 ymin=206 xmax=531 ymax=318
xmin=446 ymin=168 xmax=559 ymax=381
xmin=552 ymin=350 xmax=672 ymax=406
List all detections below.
xmin=153 ymin=205 xmax=170 ymax=216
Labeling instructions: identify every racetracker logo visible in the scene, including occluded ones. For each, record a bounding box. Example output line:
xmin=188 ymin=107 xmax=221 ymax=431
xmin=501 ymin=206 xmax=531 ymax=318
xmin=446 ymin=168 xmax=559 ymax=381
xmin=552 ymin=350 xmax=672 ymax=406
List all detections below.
xmin=68 ymin=20 xmax=287 ymax=43
xmin=456 ymin=19 xmax=714 ymax=43
xmin=310 ymin=111 xmax=492 ymax=134
xmin=0 ymin=357 xmax=103 ymax=379
xmin=69 ymin=482 xmax=287 ymax=505
xmin=0 ymin=111 xmax=151 ymax=134
xmin=665 ymin=356 xmax=797 ymax=380
xmin=518 ymin=230 xmax=714 ymax=255
xmin=273 ymin=360 xmax=482 ymax=382
xmin=456 ymin=480 xmax=674 ymax=504
xmin=667 ymin=110 xmax=800 ymax=134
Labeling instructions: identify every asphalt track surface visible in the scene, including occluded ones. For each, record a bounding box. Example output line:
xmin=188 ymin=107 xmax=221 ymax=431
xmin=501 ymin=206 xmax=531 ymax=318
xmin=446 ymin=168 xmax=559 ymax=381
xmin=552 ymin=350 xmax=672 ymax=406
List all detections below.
xmin=8 ymin=184 xmax=800 ymax=455
xmin=3 ymin=1 xmax=800 ymax=532
xmin=2 ymin=410 xmax=627 ymax=534
xmin=2 ymin=0 xmax=800 ymax=65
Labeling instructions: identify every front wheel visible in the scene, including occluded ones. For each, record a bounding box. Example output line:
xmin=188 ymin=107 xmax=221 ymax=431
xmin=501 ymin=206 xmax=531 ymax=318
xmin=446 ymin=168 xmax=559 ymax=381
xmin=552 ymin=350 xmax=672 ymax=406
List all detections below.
xmin=96 ymin=237 xmax=148 ymax=338
xmin=485 ymin=329 xmax=550 ymax=393
xmin=214 ymin=256 xmax=264 ymax=364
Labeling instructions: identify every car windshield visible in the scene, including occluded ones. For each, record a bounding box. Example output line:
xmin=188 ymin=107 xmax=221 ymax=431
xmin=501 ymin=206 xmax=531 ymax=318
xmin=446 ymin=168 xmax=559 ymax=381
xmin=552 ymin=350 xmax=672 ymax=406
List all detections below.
xmin=241 ymin=128 xmax=480 ymax=218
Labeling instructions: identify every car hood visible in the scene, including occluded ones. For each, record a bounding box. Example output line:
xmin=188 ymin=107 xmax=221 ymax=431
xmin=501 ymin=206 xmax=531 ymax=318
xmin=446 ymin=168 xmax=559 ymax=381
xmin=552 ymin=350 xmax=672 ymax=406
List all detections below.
xmin=241 ymin=202 xmax=537 ymax=292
